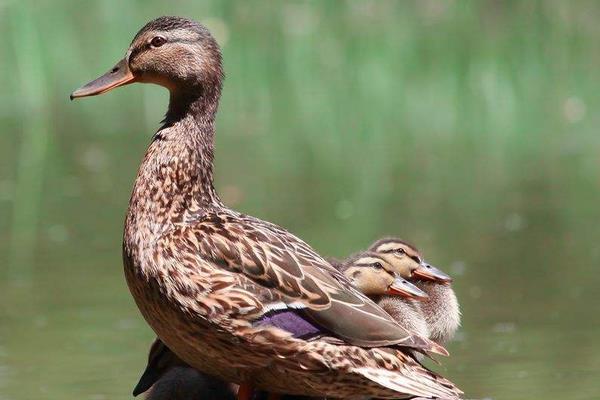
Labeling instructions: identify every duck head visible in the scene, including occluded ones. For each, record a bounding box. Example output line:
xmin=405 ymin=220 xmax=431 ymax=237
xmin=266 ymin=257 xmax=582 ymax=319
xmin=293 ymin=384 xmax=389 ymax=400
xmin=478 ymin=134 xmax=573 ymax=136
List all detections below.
xmin=369 ymin=237 xmax=453 ymax=284
xmin=341 ymin=252 xmax=428 ymax=300
xmin=71 ymin=16 xmax=223 ymax=100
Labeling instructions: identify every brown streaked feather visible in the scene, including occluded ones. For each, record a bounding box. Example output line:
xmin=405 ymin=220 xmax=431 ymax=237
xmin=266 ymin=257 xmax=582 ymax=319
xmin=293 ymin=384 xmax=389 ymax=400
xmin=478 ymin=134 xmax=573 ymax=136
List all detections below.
xmin=76 ymin=16 xmax=465 ymax=398
xmin=175 ymin=210 xmax=447 ymax=355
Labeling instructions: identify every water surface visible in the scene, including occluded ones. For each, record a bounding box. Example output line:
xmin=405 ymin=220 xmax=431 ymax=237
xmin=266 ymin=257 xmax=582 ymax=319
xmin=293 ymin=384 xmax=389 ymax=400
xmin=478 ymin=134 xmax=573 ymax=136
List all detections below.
xmin=1 ymin=1 xmax=599 ymax=399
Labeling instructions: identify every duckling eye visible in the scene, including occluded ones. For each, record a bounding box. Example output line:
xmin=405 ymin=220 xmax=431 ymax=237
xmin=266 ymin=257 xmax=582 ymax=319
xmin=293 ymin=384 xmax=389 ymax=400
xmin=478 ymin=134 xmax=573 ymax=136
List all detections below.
xmin=150 ymin=36 xmax=167 ymax=47
xmin=373 ymin=262 xmax=383 ymax=269
xmin=394 ymin=248 xmax=406 ymax=255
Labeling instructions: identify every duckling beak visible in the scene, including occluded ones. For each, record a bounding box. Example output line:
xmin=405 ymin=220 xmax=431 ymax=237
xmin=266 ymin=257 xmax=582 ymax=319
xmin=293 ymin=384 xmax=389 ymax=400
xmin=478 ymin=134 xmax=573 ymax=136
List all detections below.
xmin=70 ymin=58 xmax=136 ymax=100
xmin=414 ymin=262 xmax=453 ymax=283
xmin=386 ymin=277 xmax=428 ymax=300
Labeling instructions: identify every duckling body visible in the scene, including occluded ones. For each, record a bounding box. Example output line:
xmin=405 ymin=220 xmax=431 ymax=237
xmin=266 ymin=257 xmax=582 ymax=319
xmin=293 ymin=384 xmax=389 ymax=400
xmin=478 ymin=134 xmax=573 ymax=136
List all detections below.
xmin=73 ymin=17 xmax=460 ymax=399
xmin=414 ymin=281 xmax=460 ymax=345
xmin=377 ymin=296 xmax=429 ymax=338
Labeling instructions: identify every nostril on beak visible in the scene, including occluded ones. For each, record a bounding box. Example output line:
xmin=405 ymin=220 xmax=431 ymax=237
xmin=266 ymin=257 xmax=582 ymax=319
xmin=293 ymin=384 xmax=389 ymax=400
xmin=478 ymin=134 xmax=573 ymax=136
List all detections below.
xmin=111 ymin=66 xmax=119 ymax=73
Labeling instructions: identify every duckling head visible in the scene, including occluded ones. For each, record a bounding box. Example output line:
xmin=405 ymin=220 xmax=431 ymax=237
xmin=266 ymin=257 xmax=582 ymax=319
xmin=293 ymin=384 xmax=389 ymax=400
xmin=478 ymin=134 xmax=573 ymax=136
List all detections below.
xmin=369 ymin=237 xmax=452 ymax=284
xmin=369 ymin=238 xmax=423 ymax=277
xmin=71 ymin=16 xmax=223 ymax=99
xmin=341 ymin=252 xmax=427 ymax=299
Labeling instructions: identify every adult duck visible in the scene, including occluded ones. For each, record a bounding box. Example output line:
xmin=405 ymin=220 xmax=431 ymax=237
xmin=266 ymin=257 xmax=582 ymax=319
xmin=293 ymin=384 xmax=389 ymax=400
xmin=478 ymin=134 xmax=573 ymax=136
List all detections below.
xmin=133 ymin=252 xmax=428 ymax=400
xmin=71 ymin=16 xmax=460 ymax=399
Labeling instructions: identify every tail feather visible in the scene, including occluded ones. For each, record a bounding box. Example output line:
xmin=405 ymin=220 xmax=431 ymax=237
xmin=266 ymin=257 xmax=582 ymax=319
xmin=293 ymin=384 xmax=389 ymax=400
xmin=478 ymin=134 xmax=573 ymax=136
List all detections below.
xmin=354 ymin=364 xmax=462 ymax=399
xmin=399 ymin=333 xmax=450 ymax=358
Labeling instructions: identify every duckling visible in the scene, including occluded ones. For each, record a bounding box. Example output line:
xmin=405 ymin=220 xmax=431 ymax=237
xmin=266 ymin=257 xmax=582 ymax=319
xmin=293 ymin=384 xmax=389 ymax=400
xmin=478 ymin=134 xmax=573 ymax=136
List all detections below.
xmin=133 ymin=338 xmax=236 ymax=400
xmin=377 ymin=296 xmax=429 ymax=342
xmin=339 ymin=252 xmax=430 ymax=339
xmin=369 ymin=238 xmax=461 ymax=345
xmin=339 ymin=251 xmax=427 ymax=300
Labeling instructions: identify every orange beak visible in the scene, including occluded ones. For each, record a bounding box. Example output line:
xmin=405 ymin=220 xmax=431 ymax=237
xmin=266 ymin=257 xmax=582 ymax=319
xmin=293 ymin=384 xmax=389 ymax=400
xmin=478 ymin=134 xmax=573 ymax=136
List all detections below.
xmin=413 ymin=262 xmax=453 ymax=283
xmin=386 ymin=277 xmax=428 ymax=300
xmin=70 ymin=58 xmax=136 ymax=99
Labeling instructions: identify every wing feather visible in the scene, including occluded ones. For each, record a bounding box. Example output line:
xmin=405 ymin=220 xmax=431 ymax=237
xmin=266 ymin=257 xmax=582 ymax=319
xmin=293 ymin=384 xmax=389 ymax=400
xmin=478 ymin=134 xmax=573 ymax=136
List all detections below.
xmin=181 ymin=211 xmax=447 ymax=355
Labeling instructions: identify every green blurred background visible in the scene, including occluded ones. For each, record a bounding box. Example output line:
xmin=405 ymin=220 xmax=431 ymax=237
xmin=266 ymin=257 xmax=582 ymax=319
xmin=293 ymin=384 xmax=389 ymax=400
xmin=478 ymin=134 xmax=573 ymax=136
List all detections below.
xmin=1 ymin=0 xmax=599 ymax=399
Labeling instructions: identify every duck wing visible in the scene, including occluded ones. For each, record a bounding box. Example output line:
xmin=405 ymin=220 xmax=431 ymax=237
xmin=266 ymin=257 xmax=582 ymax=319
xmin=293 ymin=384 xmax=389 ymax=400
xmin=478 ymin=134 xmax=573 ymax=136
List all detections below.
xmin=184 ymin=211 xmax=447 ymax=355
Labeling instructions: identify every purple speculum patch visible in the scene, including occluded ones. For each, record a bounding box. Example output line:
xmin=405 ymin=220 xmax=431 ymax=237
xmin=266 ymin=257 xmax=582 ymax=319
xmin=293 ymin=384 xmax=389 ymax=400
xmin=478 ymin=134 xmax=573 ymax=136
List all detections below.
xmin=254 ymin=309 xmax=323 ymax=339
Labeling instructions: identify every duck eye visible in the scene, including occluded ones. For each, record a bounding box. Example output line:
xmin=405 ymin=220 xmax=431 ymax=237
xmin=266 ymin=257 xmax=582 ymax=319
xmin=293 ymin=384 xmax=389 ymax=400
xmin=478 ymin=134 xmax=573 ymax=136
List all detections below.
xmin=150 ymin=36 xmax=167 ymax=47
xmin=394 ymin=248 xmax=406 ymax=255
xmin=374 ymin=262 xmax=383 ymax=269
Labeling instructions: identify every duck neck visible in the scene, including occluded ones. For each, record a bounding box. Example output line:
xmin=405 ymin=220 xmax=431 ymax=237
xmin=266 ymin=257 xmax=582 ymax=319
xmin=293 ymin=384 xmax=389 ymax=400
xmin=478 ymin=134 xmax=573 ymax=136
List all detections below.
xmin=125 ymin=86 xmax=223 ymax=241
xmin=164 ymin=88 xmax=223 ymax=204
xmin=416 ymin=282 xmax=450 ymax=313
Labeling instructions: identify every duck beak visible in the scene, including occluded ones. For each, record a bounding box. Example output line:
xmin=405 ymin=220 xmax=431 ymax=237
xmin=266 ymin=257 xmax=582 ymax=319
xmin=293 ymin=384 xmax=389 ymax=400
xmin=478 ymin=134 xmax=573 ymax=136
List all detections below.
xmin=386 ymin=277 xmax=428 ymax=300
xmin=414 ymin=262 xmax=453 ymax=283
xmin=70 ymin=58 xmax=135 ymax=100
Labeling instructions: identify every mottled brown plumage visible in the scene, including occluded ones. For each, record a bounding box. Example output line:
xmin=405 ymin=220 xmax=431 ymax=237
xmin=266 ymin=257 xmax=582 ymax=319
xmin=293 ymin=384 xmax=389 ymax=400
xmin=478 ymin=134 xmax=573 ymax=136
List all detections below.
xmin=72 ymin=16 xmax=461 ymax=399
xmin=132 ymin=254 xmax=439 ymax=399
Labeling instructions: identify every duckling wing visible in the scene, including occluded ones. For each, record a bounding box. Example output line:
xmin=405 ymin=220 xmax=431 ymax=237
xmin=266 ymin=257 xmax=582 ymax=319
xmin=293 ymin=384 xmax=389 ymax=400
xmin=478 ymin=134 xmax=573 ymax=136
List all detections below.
xmin=185 ymin=211 xmax=447 ymax=355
